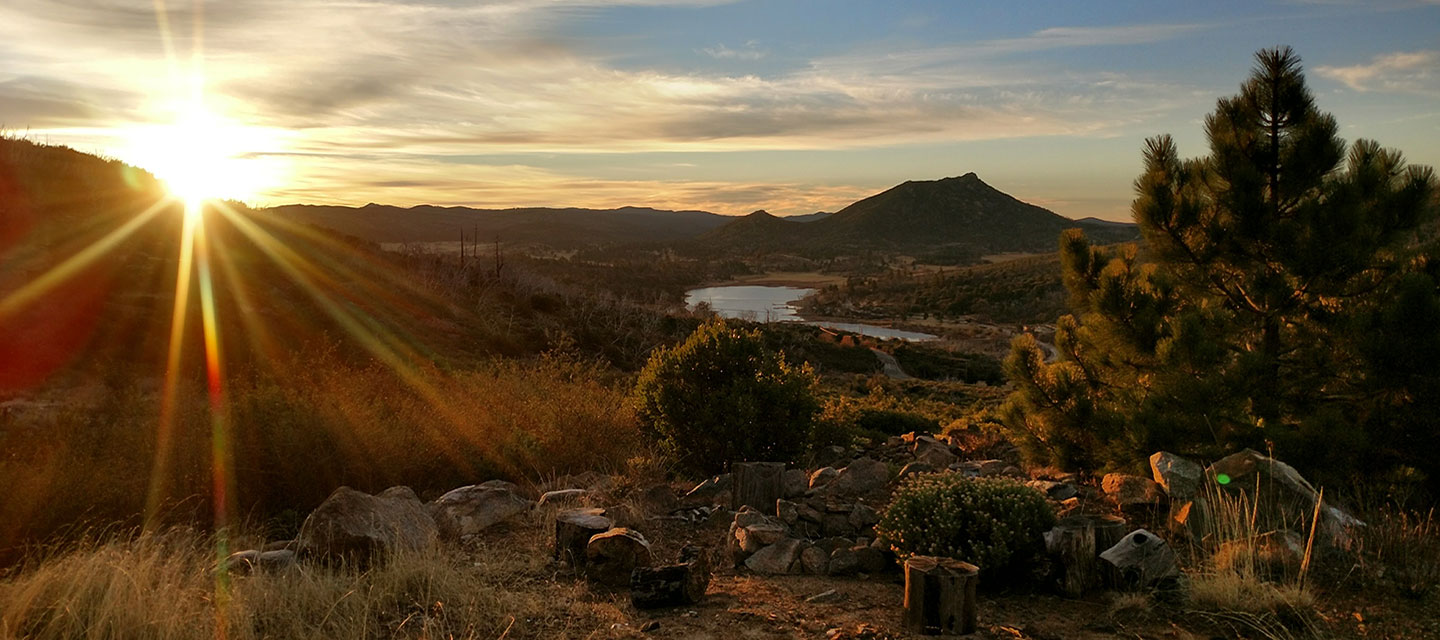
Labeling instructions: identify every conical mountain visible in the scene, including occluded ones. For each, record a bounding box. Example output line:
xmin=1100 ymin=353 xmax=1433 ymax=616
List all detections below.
xmin=816 ymin=173 xmax=1080 ymax=252
xmin=692 ymin=209 xmax=809 ymax=252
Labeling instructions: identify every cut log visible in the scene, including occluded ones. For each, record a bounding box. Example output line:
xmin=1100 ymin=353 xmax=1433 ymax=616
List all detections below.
xmin=630 ymin=545 xmax=711 ymax=609
xmin=902 ymin=555 xmax=979 ymax=636
xmin=1048 ymin=514 xmax=1127 ymax=596
xmin=554 ymin=509 xmax=611 ymax=568
xmin=731 ymin=462 xmax=786 ymax=511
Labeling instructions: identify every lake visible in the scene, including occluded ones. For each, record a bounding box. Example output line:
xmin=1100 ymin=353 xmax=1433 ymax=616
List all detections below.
xmin=684 ymin=285 xmax=936 ymax=342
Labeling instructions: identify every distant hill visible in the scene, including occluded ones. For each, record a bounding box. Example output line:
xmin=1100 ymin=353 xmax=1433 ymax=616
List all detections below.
xmin=783 ymin=212 xmax=833 ymax=223
xmin=267 ymin=203 xmax=731 ymax=248
xmin=690 ymin=173 xmax=1137 ymax=260
xmin=693 ymin=210 xmax=807 ymax=251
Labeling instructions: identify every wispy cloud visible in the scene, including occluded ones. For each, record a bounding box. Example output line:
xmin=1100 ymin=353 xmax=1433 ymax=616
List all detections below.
xmin=1317 ymin=50 xmax=1439 ymax=94
xmin=700 ymin=40 xmax=767 ymax=60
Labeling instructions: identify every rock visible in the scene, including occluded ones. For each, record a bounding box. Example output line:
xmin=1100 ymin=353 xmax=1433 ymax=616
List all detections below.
xmin=814 ymin=445 xmax=851 ymax=468
xmin=538 ymin=489 xmax=588 ymax=507
xmin=586 ymin=528 xmax=653 ymax=586
xmin=221 ymin=550 xmax=259 ymax=575
xmin=797 ymin=502 xmax=824 ymax=523
xmin=1102 ymin=473 xmax=1166 ymax=507
xmin=809 ymin=467 xmax=839 ymax=490
xmin=682 ymin=474 xmax=732 ymax=506
xmin=976 ymin=460 xmax=1009 ymax=476
xmin=640 ymin=620 xmax=661 ymax=632
xmin=261 ymin=539 xmax=296 ymax=552
xmin=1100 ymin=529 xmax=1179 ymax=587
xmin=828 ymin=547 xmax=861 ymax=576
xmin=776 ymin=499 xmax=800 ymax=525
xmin=822 ymin=512 xmax=855 ymax=537
xmin=1000 ymin=465 xmax=1027 ymax=478
xmin=852 ymin=545 xmax=889 ymax=574
xmin=298 ymin=486 xmax=438 ymax=561
xmin=814 ymin=536 xmax=853 ymax=554
xmin=429 ymin=483 xmax=535 ymax=540
xmin=897 ymin=461 xmax=934 ymax=479
xmin=1149 ymin=452 xmax=1204 ymax=501
xmin=641 ymin=484 xmax=679 ymax=513
xmin=745 ymin=538 xmax=808 ymax=575
xmin=848 ymin=503 xmax=881 ymax=531
xmin=827 ymin=458 xmax=889 ymax=495
xmin=1026 ymin=480 xmax=1078 ymax=501
xmin=1207 ymin=448 xmax=1364 ymax=547
xmin=738 ymin=522 xmax=789 ymax=552
xmin=912 ymin=436 xmax=957 ymax=468
xmin=733 ymin=508 xmax=774 ymax=529
xmin=256 ymin=549 xmax=298 ymax=572
xmin=782 ymin=469 xmax=809 ymax=498
xmin=805 ymin=589 xmax=843 ymax=604
xmin=800 ymin=545 xmax=830 ymax=575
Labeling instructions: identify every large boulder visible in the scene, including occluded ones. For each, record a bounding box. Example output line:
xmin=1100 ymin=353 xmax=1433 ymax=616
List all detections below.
xmin=538 ymin=489 xmax=588 ymax=507
xmin=1149 ymin=452 xmax=1204 ymax=501
xmin=808 ymin=467 xmax=839 ymax=490
xmin=1207 ymin=449 xmax=1363 ymax=546
xmin=586 ymin=528 xmax=653 ymax=587
xmin=782 ymin=469 xmax=810 ymax=498
xmin=1102 ymin=473 xmax=1166 ymax=508
xmin=912 ymin=435 xmax=957 ymax=468
xmin=826 ymin=458 xmax=890 ymax=495
xmin=298 ymin=486 xmax=438 ymax=561
xmin=744 ymin=537 xmax=808 ymax=575
xmin=737 ymin=522 xmax=788 ymax=553
xmin=429 ymin=483 xmax=535 ymax=540
xmin=1100 ymin=529 xmax=1179 ymax=588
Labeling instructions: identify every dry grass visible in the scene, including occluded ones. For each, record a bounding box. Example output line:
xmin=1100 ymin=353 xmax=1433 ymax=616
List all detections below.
xmin=1346 ymin=507 xmax=1440 ymax=600
xmin=0 ymin=528 xmax=622 ymax=640
xmin=0 ymin=350 xmax=640 ymax=557
xmin=1184 ymin=484 xmax=1323 ymax=639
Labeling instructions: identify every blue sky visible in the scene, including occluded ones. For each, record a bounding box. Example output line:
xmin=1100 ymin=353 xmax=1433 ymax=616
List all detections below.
xmin=2 ymin=0 xmax=1437 ymax=220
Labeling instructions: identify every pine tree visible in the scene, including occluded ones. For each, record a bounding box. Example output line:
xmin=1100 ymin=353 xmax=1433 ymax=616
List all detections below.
xmin=1002 ymin=47 xmax=1438 ymax=486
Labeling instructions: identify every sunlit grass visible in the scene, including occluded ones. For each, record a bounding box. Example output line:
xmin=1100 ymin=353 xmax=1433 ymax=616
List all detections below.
xmin=0 ymin=528 xmax=617 ymax=640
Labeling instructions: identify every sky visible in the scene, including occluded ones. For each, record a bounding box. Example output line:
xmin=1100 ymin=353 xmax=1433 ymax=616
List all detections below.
xmin=1 ymin=0 xmax=1438 ymax=221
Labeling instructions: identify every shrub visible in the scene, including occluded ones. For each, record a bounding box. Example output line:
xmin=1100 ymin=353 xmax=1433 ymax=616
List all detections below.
xmin=877 ymin=473 xmax=1056 ymax=581
xmin=869 ymin=469 xmax=1054 ymax=579
xmin=632 ymin=319 xmax=820 ymax=474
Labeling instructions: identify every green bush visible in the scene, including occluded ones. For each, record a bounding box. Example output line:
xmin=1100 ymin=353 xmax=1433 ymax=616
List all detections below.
xmin=877 ymin=474 xmax=1056 ymax=581
xmin=854 ymin=409 xmax=940 ymax=438
xmin=632 ymin=319 xmax=820 ymax=474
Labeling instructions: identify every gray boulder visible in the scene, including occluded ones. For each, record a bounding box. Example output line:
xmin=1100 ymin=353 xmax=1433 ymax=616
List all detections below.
xmin=1149 ymin=452 xmax=1204 ymax=501
xmin=738 ymin=522 xmax=788 ymax=552
xmin=298 ymin=486 xmax=438 ymax=561
xmin=745 ymin=537 xmax=808 ymax=575
xmin=1100 ymin=529 xmax=1179 ymax=587
xmin=898 ymin=461 xmax=934 ymax=479
xmin=808 ymin=467 xmax=839 ymax=490
xmin=799 ymin=545 xmax=829 ymax=575
xmin=782 ymin=468 xmax=809 ymax=498
xmin=912 ymin=435 xmax=957 ymax=468
xmin=826 ymin=458 xmax=889 ymax=495
xmin=1208 ymin=448 xmax=1364 ymax=546
xmin=828 ymin=547 xmax=861 ymax=576
xmin=429 ymin=483 xmax=535 ymax=540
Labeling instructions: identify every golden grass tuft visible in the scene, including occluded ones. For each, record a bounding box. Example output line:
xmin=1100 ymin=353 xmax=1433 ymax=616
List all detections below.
xmin=0 ymin=528 xmax=621 ymax=640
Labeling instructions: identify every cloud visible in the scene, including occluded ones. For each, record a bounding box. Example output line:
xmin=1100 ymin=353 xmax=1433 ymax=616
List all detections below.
xmin=1317 ymin=50 xmax=1439 ymax=94
xmin=0 ymin=1 xmax=1211 ymax=214
xmin=701 ymin=41 xmax=767 ymax=60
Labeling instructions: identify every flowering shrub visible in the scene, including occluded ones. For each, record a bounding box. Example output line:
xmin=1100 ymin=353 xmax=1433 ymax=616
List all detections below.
xmin=877 ymin=473 xmax=1055 ymax=579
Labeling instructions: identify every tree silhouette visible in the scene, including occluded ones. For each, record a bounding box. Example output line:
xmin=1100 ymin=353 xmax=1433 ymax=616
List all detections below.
xmin=1001 ymin=47 xmax=1438 ymax=487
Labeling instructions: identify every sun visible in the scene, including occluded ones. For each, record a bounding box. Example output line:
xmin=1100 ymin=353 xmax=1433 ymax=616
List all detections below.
xmin=123 ymin=101 xmax=286 ymax=210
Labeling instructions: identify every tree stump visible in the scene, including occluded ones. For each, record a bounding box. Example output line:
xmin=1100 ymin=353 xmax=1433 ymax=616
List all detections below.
xmin=554 ymin=509 xmax=612 ymax=568
xmin=902 ymin=555 xmax=979 ymax=635
xmin=731 ymin=462 xmax=786 ymax=511
xmin=1049 ymin=514 xmax=1127 ymax=595
xmin=631 ymin=545 xmax=711 ymax=609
